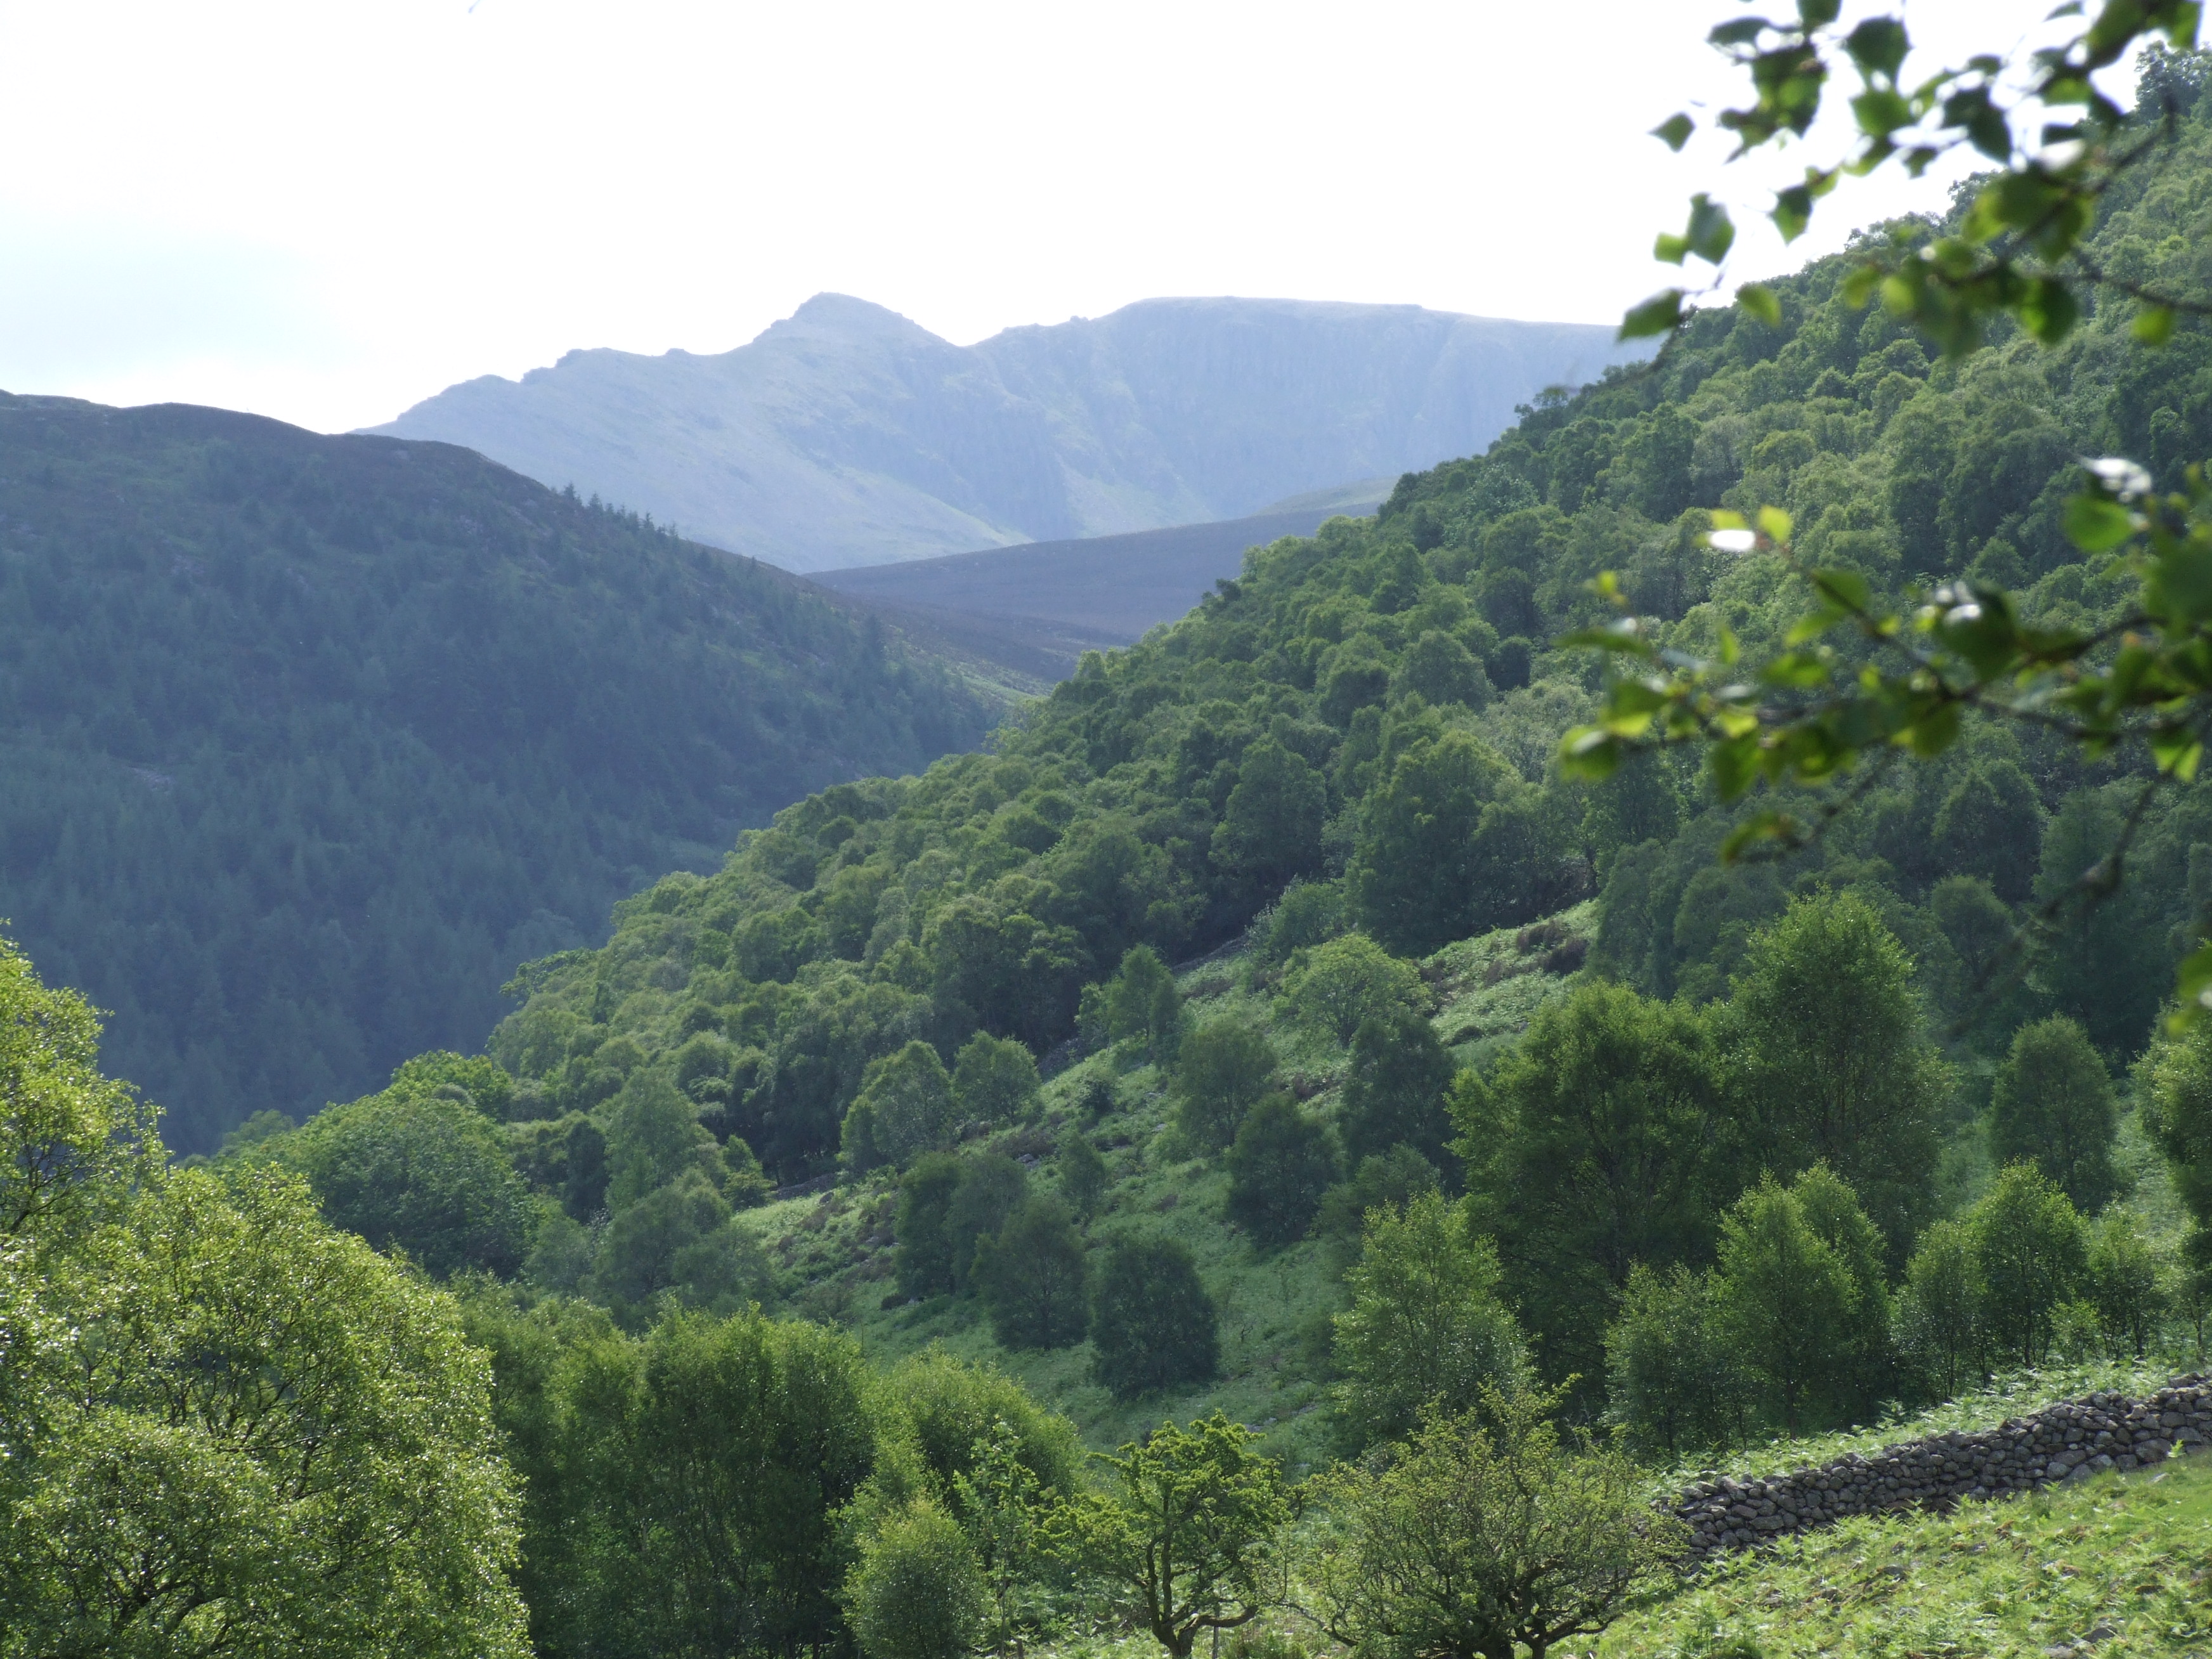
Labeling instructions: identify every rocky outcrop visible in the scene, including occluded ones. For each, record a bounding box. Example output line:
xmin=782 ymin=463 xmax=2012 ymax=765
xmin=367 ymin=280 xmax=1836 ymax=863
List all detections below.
xmin=1669 ymin=1377 xmax=2212 ymax=1561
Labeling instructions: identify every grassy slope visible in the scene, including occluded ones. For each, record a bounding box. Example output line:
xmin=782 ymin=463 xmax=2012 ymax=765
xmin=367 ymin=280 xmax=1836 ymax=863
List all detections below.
xmin=732 ymin=902 xmax=1599 ymax=1472
xmin=1600 ymin=1451 xmax=2212 ymax=1659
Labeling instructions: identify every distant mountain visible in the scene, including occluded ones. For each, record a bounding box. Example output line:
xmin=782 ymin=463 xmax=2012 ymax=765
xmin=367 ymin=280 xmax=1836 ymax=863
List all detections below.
xmin=367 ymin=296 xmax=1642 ymax=573
xmin=814 ymin=498 xmax=1387 ymax=681
xmin=0 ymin=394 xmax=996 ymax=1150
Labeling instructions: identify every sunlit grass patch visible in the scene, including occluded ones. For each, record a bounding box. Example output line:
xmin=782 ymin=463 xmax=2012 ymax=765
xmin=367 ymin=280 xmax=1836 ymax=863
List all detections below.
xmin=1599 ymin=1453 xmax=2212 ymax=1658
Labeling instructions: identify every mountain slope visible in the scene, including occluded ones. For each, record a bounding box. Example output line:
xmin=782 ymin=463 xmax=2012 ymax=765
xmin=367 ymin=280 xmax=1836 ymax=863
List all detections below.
xmin=431 ymin=68 xmax=2212 ymax=1443
xmin=0 ymin=395 xmax=997 ymax=1150
xmin=367 ymin=295 xmax=1639 ymax=571
xmin=811 ymin=499 xmax=1389 ymax=680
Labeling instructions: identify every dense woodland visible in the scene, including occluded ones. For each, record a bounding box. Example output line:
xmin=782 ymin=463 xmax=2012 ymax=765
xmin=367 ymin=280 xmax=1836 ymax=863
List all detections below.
xmin=0 ymin=400 xmax=995 ymax=1151
xmin=13 ymin=42 xmax=2212 ymax=1659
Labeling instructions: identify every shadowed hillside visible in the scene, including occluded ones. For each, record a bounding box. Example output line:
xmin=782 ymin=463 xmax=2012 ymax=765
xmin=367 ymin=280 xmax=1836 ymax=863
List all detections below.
xmin=814 ymin=498 xmax=1386 ymax=680
xmin=0 ymin=395 xmax=997 ymax=1150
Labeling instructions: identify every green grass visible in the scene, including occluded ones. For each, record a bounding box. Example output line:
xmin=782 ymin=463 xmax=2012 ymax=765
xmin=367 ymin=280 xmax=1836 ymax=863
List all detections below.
xmin=729 ymin=907 xmax=1596 ymax=1466
xmin=1599 ymin=1451 xmax=2212 ymax=1658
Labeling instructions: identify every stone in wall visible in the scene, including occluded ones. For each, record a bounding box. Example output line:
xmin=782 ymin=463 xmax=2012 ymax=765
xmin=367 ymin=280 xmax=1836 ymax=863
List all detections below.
xmin=1665 ymin=1377 xmax=2212 ymax=1561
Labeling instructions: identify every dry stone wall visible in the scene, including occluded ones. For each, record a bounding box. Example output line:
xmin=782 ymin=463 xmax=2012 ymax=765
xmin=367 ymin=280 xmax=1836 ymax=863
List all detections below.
xmin=1670 ymin=1377 xmax=2212 ymax=1561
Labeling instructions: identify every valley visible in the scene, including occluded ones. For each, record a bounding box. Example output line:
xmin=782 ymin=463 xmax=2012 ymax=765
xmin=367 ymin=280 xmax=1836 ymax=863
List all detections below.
xmin=9 ymin=19 xmax=2212 ymax=1659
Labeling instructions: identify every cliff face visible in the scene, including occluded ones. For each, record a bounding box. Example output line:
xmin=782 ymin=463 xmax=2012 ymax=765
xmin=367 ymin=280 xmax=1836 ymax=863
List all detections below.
xmin=368 ymin=294 xmax=1639 ymax=572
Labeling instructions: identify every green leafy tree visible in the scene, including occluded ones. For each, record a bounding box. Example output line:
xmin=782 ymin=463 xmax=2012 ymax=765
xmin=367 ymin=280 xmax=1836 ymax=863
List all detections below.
xmin=894 ymin=1154 xmax=967 ymax=1301
xmin=543 ymin=1306 xmax=879 ymax=1659
xmin=1457 ymin=979 xmax=1735 ymax=1393
xmin=949 ymin=1419 xmax=1058 ymax=1659
xmin=847 ymin=1500 xmax=986 ymax=1659
xmin=1210 ymin=739 xmax=1327 ymax=890
xmin=278 ymin=1088 xmax=538 ymax=1278
xmin=1393 ymin=629 xmax=1495 ymax=710
xmin=1897 ymin=1216 xmax=1986 ymax=1401
xmin=2146 ymin=1017 xmax=2212 ymax=1283
xmin=953 ymin=1033 xmax=1043 ymax=1128
xmin=1171 ymin=1019 xmax=1277 ymax=1154
xmin=1278 ymin=933 xmax=1428 ymax=1048
xmin=1251 ymin=879 xmax=1346 ymax=967
xmin=1340 ymin=1007 xmax=1456 ymax=1168
xmin=1991 ymin=1016 xmax=2120 ymax=1211
xmin=1055 ymin=1131 xmax=1109 ymax=1221
xmin=386 ymin=1050 xmax=518 ymax=1119
xmin=1315 ymin=1147 xmax=1441 ymax=1256
xmin=2085 ymin=1207 xmax=2165 ymax=1359
xmin=1604 ymin=1263 xmax=1748 ymax=1461
xmin=1311 ymin=1385 xmax=1686 ymax=1659
xmin=1046 ymin=1414 xmax=1290 ymax=1659
xmin=1332 ymin=1192 xmax=1525 ymax=1450
xmin=1788 ymin=1161 xmax=1897 ymax=1419
xmin=975 ymin=1196 xmax=1091 ymax=1350
xmin=1223 ymin=1095 xmax=1341 ymax=1249
xmin=585 ymin=1166 xmax=768 ymax=1321
xmin=1969 ymin=1162 xmax=2087 ymax=1369
xmin=603 ymin=1068 xmax=724 ymax=1209
xmin=1712 ymin=1174 xmax=1858 ymax=1435
xmin=0 ymin=932 xmax=154 ymax=1240
xmin=1719 ymin=891 xmax=1949 ymax=1249
xmin=1093 ymin=946 xmax=1186 ymax=1066
xmin=1090 ymin=1235 xmax=1220 ymax=1400
xmin=845 ymin=1041 xmax=960 ymax=1173
xmin=878 ymin=1350 xmax=1083 ymax=1504
xmin=2 ymin=1167 xmax=529 ymax=1659
xmin=944 ymin=1155 xmax=1032 ymax=1295
xmin=1350 ymin=731 xmax=1518 ymax=956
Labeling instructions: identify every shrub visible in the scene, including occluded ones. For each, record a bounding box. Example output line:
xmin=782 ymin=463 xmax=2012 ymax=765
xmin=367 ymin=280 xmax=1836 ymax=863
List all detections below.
xmin=1090 ymin=1235 xmax=1219 ymax=1399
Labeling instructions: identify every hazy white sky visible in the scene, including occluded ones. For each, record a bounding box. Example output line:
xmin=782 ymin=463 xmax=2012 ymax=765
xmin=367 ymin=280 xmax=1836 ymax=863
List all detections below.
xmin=0 ymin=1 xmax=2111 ymax=433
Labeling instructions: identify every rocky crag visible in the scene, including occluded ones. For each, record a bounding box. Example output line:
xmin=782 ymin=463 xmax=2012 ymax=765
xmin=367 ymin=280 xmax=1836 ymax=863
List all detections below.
xmin=1672 ymin=1379 xmax=2212 ymax=1561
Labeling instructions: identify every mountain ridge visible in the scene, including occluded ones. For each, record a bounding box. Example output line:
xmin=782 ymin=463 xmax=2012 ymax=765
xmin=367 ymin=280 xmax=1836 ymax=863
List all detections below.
xmin=367 ymin=294 xmax=1641 ymax=571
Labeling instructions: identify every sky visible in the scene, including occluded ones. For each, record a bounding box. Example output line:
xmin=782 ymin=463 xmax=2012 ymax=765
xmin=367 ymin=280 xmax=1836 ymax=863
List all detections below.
xmin=0 ymin=1 xmax=2120 ymax=434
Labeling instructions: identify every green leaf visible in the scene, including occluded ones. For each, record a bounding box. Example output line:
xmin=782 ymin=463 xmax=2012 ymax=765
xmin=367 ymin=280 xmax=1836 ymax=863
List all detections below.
xmin=1852 ymin=87 xmax=1914 ymax=136
xmin=1736 ymin=283 xmax=1783 ymax=327
xmin=1559 ymin=726 xmax=1622 ymax=782
xmin=1844 ymin=16 xmax=1909 ymax=79
xmin=1943 ymin=85 xmax=2013 ymax=161
xmin=1652 ymin=112 xmax=1696 ymax=151
xmin=2150 ymin=539 xmax=2212 ymax=623
xmin=1760 ymin=650 xmax=1833 ymax=687
xmin=2018 ymin=276 xmax=2079 ymax=346
xmin=1797 ymin=0 xmax=1842 ymax=27
xmin=2133 ymin=304 xmax=2176 ymax=346
xmin=1721 ymin=807 xmax=1800 ymax=861
xmin=1709 ymin=735 xmax=1759 ymax=801
xmin=1902 ymin=699 xmax=1961 ymax=758
xmin=2170 ymin=942 xmax=2212 ymax=1035
xmin=2062 ymin=491 xmax=2137 ymax=552
xmin=1620 ymin=289 xmax=1686 ymax=341
xmin=1757 ymin=505 xmax=1795 ymax=543
xmin=2151 ymin=725 xmax=2204 ymax=781
xmin=1840 ymin=262 xmax=1883 ymax=308
xmin=1772 ymin=184 xmax=1814 ymax=241
xmin=1809 ymin=566 xmax=1871 ymax=611
xmin=1710 ymin=16 xmax=1774 ymax=47
xmin=1684 ymin=194 xmax=1736 ymax=264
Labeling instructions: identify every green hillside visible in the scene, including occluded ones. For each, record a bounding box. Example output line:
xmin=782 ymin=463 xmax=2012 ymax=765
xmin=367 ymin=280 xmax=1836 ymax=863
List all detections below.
xmin=491 ymin=52 xmax=2204 ymax=1126
xmin=0 ymin=396 xmax=998 ymax=1150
